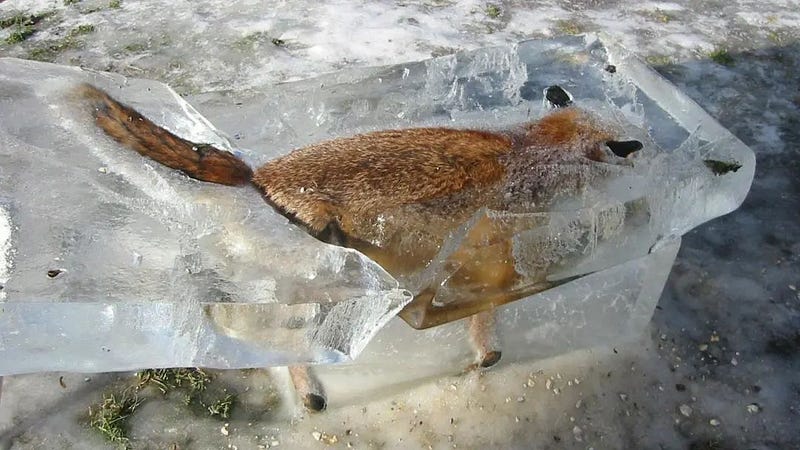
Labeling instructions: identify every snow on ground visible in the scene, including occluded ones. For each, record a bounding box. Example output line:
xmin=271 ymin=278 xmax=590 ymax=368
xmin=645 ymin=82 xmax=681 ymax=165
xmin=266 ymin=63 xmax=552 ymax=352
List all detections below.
xmin=0 ymin=208 xmax=10 ymax=302
xmin=1 ymin=0 xmax=799 ymax=448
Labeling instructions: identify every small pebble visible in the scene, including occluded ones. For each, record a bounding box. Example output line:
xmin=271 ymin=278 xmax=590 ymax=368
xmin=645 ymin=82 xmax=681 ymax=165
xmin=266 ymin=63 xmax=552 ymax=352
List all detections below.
xmin=746 ymin=403 xmax=761 ymax=414
xmin=271 ymin=441 xmax=279 ymax=447
xmin=220 ymin=424 xmax=230 ymax=436
xmin=47 ymin=269 xmax=64 ymax=278
xmin=679 ymin=404 xmax=692 ymax=417
xmin=517 ymin=396 xmax=525 ymax=403
xmin=312 ymin=431 xmax=322 ymax=441
xmin=572 ymin=426 xmax=583 ymax=442
xmin=789 ymin=284 xmax=796 ymax=291
xmin=731 ymin=357 xmax=738 ymax=366
xmin=619 ymin=393 xmax=628 ymax=401
xmin=98 ymin=167 xmax=108 ymax=173
xmin=709 ymin=419 xmax=720 ymax=427
xmin=545 ymin=379 xmax=552 ymax=390
xmin=699 ymin=344 xmax=708 ymax=351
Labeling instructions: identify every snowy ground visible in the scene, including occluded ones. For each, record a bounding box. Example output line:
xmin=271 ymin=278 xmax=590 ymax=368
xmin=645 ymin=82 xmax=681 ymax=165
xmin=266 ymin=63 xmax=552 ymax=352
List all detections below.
xmin=1 ymin=0 xmax=799 ymax=449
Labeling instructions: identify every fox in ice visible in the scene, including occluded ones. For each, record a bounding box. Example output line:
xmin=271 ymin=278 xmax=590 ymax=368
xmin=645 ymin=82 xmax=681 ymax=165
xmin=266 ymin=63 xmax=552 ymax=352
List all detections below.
xmin=78 ymin=83 xmax=641 ymax=412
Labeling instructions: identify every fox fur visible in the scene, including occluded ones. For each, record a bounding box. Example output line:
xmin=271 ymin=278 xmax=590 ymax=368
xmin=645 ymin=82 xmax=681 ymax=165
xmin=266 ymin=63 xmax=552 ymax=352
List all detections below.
xmin=79 ymin=83 xmax=640 ymax=411
xmin=79 ymin=83 xmax=640 ymax=326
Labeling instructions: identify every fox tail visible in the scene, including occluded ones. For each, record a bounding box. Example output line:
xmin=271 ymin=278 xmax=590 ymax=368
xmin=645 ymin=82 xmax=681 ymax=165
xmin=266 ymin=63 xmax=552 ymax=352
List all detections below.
xmin=78 ymin=83 xmax=253 ymax=186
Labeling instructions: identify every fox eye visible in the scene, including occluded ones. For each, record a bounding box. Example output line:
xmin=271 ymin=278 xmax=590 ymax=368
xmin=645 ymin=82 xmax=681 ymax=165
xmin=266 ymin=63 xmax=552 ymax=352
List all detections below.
xmin=605 ymin=140 xmax=642 ymax=158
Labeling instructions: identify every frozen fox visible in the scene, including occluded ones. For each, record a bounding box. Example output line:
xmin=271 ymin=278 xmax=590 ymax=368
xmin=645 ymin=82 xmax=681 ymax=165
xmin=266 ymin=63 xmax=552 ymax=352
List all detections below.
xmin=78 ymin=83 xmax=641 ymax=412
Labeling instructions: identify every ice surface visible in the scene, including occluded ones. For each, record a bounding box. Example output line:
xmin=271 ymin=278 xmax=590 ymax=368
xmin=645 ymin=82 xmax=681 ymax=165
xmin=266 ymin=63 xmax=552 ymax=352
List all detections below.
xmin=0 ymin=59 xmax=411 ymax=374
xmin=200 ymin=35 xmax=753 ymax=314
xmin=317 ymin=237 xmax=681 ymax=407
xmin=191 ymin=34 xmax=754 ymax=399
xmin=0 ymin=35 xmax=753 ymax=383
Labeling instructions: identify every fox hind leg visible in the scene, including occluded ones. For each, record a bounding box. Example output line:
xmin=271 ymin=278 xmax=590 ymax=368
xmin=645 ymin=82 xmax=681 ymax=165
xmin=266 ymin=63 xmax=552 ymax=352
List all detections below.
xmin=288 ymin=365 xmax=327 ymax=412
xmin=467 ymin=308 xmax=502 ymax=369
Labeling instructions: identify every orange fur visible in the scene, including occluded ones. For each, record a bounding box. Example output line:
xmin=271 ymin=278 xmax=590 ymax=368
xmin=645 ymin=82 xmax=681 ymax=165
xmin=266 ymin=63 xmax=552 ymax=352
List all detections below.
xmin=252 ymin=128 xmax=511 ymax=234
xmin=80 ymin=84 xmax=252 ymax=186
xmin=527 ymin=108 xmax=581 ymax=145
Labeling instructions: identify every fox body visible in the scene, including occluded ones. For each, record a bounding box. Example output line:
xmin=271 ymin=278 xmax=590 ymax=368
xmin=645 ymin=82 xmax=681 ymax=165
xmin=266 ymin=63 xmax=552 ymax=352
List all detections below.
xmin=79 ymin=84 xmax=640 ymax=411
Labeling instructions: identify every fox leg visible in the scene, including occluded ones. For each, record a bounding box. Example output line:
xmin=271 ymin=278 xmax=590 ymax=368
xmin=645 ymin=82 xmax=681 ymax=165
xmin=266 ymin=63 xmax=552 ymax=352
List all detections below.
xmin=347 ymin=214 xmax=515 ymax=371
xmin=467 ymin=308 xmax=502 ymax=368
xmin=288 ymin=365 xmax=327 ymax=412
xmin=457 ymin=251 xmax=511 ymax=370
xmin=444 ymin=216 xmax=515 ymax=370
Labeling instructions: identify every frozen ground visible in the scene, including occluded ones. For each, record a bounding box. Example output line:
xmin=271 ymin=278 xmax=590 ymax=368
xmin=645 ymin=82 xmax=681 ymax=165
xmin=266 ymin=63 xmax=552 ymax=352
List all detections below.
xmin=0 ymin=0 xmax=798 ymax=449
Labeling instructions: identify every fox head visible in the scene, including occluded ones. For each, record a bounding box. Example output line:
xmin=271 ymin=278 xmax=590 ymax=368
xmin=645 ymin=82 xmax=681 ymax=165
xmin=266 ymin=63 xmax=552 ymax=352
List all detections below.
xmin=522 ymin=108 xmax=642 ymax=164
xmin=499 ymin=107 xmax=644 ymax=211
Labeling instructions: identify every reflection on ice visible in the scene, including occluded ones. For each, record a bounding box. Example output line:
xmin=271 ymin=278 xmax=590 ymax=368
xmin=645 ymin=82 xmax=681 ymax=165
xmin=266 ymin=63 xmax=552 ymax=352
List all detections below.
xmin=0 ymin=35 xmax=753 ymax=401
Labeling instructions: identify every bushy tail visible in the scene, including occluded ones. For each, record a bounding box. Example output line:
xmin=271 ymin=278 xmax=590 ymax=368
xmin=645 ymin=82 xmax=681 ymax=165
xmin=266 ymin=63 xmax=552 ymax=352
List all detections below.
xmin=78 ymin=83 xmax=253 ymax=186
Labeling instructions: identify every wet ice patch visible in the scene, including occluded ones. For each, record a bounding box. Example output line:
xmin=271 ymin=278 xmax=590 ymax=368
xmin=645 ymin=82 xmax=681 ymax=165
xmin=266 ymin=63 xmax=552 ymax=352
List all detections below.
xmin=0 ymin=206 xmax=11 ymax=301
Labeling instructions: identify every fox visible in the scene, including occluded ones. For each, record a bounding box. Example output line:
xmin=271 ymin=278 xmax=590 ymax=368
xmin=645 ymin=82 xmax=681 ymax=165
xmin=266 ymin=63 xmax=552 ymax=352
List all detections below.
xmin=77 ymin=83 xmax=641 ymax=412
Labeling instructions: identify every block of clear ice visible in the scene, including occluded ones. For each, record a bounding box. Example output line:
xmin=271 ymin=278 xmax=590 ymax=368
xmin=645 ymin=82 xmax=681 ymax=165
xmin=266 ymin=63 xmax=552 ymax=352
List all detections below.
xmin=0 ymin=60 xmax=410 ymax=373
xmin=0 ymin=34 xmax=753 ymax=399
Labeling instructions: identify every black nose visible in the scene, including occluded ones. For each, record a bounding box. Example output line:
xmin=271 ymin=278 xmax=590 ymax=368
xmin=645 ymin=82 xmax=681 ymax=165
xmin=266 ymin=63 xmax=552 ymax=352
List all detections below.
xmin=606 ymin=140 xmax=642 ymax=158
